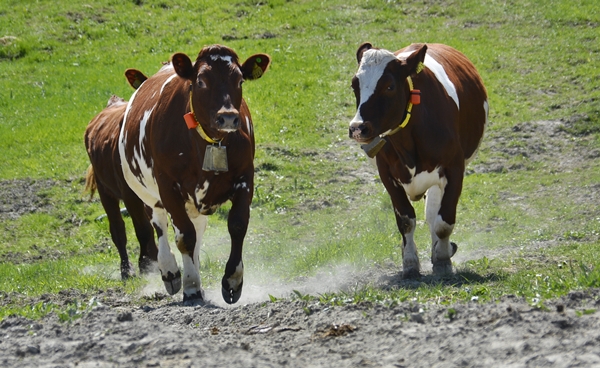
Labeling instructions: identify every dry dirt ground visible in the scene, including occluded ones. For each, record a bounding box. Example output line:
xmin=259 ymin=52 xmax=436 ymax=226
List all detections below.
xmin=1 ymin=119 xmax=600 ymax=368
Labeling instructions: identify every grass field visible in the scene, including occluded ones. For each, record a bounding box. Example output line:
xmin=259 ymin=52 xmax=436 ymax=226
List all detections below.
xmin=1 ymin=0 xmax=599 ymax=319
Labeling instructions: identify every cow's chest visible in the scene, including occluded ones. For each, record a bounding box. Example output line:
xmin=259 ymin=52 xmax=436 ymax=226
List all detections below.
xmin=183 ymin=175 xmax=249 ymax=217
xmin=392 ymin=166 xmax=447 ymax=202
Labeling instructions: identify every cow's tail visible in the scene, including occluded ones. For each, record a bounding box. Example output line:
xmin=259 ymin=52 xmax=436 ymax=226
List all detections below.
xmin=84 ymin=164 xmax=97 ymax=199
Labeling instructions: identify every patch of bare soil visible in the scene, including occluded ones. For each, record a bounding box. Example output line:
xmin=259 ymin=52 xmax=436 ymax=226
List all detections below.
xmin=0 ymin=179 xmax=57 ymax=220
xmin=1 ymin=286 xmax=599 ymax=367
xmin=1 ymin=120 xmax=599 ymax=367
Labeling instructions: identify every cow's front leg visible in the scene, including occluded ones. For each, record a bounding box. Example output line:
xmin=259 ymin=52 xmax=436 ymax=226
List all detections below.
xmin=222 ymin=179 xmax=252 ymax=304
xmin=151 ymin=207 xmax=181 ymax=294
xmin=382 ymin=175 xmax=420 ymax=278
xmin=397 ymin=210 xmax=419 ymax=278
xmin=174 ymin=215 xmax=207 ymax=305
xmin=429 ymin=168 xmax=463 ymax=275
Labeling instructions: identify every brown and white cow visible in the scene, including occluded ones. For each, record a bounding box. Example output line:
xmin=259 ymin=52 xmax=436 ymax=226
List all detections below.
xmin=119 ymin=45 xmax=270 ymax=304
xmin=85 ymin=69 xmax=154 ymax=280
xmin=349 ymin=43 xmax=488 ymax=278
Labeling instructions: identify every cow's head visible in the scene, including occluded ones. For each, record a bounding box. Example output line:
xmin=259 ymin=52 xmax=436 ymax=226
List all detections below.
xmin=171 ymin=45 xmax=270 ymax=137
xmin=349 ymin=43 xmax=427 ymax=142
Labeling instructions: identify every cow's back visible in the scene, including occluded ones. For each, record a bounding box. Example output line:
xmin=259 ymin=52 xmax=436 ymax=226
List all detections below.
xmin=399 ymin=43 xmax=488 ymax=161
xmin=85 ymin=98 xmax=128 ymax=198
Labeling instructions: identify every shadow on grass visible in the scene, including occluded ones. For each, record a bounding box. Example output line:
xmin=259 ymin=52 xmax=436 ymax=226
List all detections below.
xmin=379 ymin=269 xmax=505 ymax=291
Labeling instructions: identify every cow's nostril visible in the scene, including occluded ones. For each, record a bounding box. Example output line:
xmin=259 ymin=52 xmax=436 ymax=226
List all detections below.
xmin=360 ymin=125 xmax=371 ymax=136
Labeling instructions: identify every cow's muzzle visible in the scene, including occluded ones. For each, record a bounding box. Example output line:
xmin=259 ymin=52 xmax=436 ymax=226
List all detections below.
xmin=216 ymin=109 xmax=241 ymax=132
xmin=349 ymin=121 xmax=374 ymax=142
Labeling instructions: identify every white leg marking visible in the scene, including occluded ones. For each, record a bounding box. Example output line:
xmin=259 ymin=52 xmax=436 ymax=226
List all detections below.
xmin=226 ymin=261 xmax=244 ymax=291
xmin=180 ymin=215 xmax=207 ymax=298
xmin=433 ymin=214 xmax=454 ymax=262
xmin=425 ymin=185 xmax=444 ymax=248
xmin=153 ymin=208 xmax=178 ymax=279
xmin=398 ymin=216 xmax=420 ymax=275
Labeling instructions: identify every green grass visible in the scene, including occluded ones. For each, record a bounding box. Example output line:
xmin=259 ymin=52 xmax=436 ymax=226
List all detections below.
xmin=1 ymin=0 xmax=599 ymax=319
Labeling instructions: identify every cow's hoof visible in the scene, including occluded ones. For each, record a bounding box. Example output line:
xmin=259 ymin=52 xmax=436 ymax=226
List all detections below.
xmin=402 ymin=268 xmax=421 ymax=279
xmin=139 ymin=257 xmax=157 ymax=275
xmin=222 ymin=285 xmax=242 ymax=305
xmin=183 ymin=290 xmax=205 ymax=306
xmin=120 ymin=261 xmax=136 ymax=280
xmin=162 ymin=270 xmax=182 ymax=295
xmin=451 ymin=242 xmax=458 ymax=258
xmin=432 ymin=260 xmax=453 ymax=276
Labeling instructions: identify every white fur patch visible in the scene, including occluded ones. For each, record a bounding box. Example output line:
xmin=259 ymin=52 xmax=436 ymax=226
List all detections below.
xmin=210 ymin=55 xmax=233 ymax=65
xmin=160 ymin=73 xmax=178 ymax=96
xmin=350 ymin=49 xmax=398 ymax=126
xmin=397 ymin=50 xmax=459 ymax=110
xmin=226 ymin=261 xmax=244 ymax=290
xmin=398 ymin=166 xmax=447 ymax=202
xmin=120 ymin=91 xmax=160 ymax=207
xmin=246 ymin=116 xmax=252 ymax=137
xmin=153 ymin=208 xmax=178 ymax=278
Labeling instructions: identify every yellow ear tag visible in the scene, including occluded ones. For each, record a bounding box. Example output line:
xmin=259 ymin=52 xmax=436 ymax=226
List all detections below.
xmin=251 ymin=57 xmax=263 ymax=79
xmin=415 ymin=61 xmax=424 ymax=74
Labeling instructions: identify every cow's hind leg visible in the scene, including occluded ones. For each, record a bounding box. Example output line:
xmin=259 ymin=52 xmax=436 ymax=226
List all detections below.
xmin=96 ymin=183 xmax=135 ymax=279
xmin=122 ymin=190 xmax=158 ymax=274
xmin=152 ymin=207 xmax=181 ymax=295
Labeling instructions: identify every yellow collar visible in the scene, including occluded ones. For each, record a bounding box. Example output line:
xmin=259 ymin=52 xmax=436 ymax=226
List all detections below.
xmin=183 ymin=84 xmax=221 ymax=144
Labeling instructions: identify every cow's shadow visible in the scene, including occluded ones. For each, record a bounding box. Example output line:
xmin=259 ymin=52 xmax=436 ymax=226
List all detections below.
xmin=379 ymin=269 xmax=504 ymax=291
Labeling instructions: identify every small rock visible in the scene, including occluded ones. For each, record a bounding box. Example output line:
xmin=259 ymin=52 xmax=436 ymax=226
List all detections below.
xmin=117 ymin=312 xmax=133 ymax=322
xmin=411 ymin=313 xmax=425 ymax=324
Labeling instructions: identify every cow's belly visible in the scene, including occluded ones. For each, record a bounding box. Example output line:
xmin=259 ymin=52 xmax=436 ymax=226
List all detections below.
xmin=397 ymin=166 xmax=447 ymax=201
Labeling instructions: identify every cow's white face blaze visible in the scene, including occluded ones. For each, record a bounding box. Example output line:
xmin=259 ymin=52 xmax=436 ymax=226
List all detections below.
xmin=350 ymin=48 xmax=398 ymax=132
xmin=349 ymin=44 xmax=426 ymax=142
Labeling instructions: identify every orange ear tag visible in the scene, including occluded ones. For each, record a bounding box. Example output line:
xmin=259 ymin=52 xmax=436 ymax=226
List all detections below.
xmin=410 ymin=90 xmax=421 ymax=105
xmin=184 ymin=112 xmax=198 ymax=129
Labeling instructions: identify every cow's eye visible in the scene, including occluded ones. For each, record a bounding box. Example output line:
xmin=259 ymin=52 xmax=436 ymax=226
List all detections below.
xmin=197 ymin=79 xmax=207 ymax=89
xmin=386 ymin=82 xmax=395 ymax=91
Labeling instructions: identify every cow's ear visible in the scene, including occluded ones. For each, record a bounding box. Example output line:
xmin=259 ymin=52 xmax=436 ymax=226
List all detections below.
xmin=241 ymin=54 xmax=271 ymax=81
xmin=356 ymin=42 xmax=372 ymax=64
xmin=124 ymin=68 xmax=148 ymax=90
xmin=172 ymin=53 xmax=195 ymax=80
xmin=405 ymin=44 xmax=428 ymax=75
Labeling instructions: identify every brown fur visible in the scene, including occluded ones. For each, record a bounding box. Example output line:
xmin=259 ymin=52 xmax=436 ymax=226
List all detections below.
xmin=119 ymin=45 xmax=271 ymax=304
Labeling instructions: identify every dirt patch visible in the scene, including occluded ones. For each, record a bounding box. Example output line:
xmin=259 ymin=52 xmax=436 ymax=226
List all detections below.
xmin=471 ymin=118 xmax=599 ymax=174
xmin=1 ymin=286 xmax=599 ymax=367
xmin=0 ymin=179 xmax=57 ymax=220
